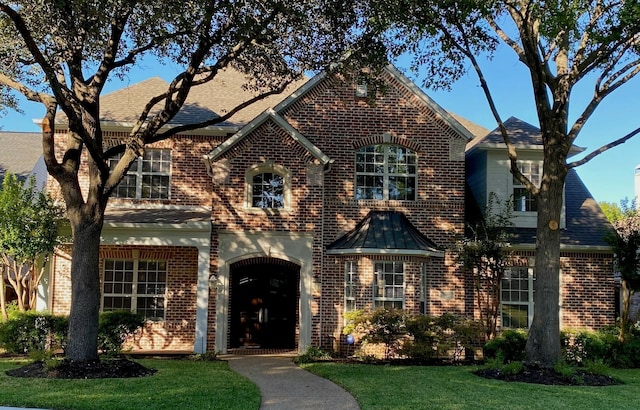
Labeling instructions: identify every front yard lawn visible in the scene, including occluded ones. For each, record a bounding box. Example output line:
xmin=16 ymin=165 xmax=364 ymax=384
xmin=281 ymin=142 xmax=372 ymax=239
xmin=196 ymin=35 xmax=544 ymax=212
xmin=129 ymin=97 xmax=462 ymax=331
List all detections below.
xmin=0 ymin=358 xmax=260 ymax=410
xmin=302 ymin=362 xmax=640 ymax=410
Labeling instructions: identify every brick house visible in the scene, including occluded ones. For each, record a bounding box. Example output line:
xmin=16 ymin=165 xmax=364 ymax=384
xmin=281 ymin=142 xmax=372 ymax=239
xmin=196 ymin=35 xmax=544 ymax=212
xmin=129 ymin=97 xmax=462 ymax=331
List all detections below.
xmin=41 ymin=65 xmax=614 ymax=354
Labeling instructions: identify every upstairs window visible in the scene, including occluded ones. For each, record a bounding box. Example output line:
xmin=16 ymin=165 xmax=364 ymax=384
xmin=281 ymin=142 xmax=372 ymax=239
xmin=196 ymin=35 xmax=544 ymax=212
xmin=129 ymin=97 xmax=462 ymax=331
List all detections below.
xmin=355 ymin=144 xmax=417 ymax=201
xmin=246 ymin=163 xmax=290 ymax=210
xmin=513 ymin=162 xmax=540 ymax=212
xmin=252 ymin=172 xmax=284 ymax=208
xmin=108 ymin=149 xmax=171 ymax=200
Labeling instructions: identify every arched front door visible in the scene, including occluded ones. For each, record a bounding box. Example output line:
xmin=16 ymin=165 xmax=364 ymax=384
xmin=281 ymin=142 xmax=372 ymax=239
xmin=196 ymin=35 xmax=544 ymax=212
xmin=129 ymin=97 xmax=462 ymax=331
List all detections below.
xmin=229 ymin=259 xmax=299 ymax=349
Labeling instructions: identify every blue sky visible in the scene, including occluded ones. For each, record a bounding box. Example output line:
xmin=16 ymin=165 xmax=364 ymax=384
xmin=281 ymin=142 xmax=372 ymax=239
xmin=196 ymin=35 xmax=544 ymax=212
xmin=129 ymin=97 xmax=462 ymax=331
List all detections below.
xmin=2 ymin=51 xmax=639 ymax=205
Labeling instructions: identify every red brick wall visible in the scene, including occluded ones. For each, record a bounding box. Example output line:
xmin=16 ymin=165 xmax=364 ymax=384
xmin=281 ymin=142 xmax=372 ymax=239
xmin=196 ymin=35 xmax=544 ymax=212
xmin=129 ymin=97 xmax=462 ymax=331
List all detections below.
xmin=279 ymin=72 xmax=467 ymax=347
xmin=48 ymin=131 xmax=221 ymax=207
xmin=51 ymin=244 xmax=199 ymax=352
xmin=561 ymin=252 xmax=615 ymax=330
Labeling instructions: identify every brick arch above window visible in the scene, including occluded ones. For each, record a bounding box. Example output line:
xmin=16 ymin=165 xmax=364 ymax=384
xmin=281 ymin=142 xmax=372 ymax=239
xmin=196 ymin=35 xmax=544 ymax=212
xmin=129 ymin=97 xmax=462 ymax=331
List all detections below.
xmin=245 ymin=162 xmax=292 ymax=210
xmin=353 ymin=133 xmax=423 ymax=153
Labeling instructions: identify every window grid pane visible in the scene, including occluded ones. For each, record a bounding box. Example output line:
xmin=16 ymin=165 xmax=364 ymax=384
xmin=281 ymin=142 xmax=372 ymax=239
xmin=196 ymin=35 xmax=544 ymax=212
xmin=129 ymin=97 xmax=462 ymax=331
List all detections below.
xmin=344 ymin=261 xmax=356 ymax=312
xmin=355 ymin=145 xmax=417 ymax=201
xmin=252 ymin=172 xmax=285 ymax=208
xmin=102 ymin=259 xmax=167 ymax=321
xmin=501 ymin=267 xmax=534 ymax=329
xmin=110 ymin=149 xmax=171 ymax=200
xmin=513 ymin=162 xmax=540 ymax=211
xmin=374 ymin=261 xmax=404 ymax=309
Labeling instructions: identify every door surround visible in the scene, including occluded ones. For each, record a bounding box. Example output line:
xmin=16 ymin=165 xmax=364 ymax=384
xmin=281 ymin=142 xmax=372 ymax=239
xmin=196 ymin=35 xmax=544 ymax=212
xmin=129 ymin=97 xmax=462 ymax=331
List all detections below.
xmin=215 ymin=231 xmax=313 ymax=354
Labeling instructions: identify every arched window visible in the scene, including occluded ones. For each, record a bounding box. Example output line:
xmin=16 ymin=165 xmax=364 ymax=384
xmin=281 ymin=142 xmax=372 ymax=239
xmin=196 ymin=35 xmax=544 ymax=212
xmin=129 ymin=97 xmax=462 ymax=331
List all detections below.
xmin=246 ymin=163 xmax=290 ymax=210
xmin=355 ymin=144 xmax=417 ymax=200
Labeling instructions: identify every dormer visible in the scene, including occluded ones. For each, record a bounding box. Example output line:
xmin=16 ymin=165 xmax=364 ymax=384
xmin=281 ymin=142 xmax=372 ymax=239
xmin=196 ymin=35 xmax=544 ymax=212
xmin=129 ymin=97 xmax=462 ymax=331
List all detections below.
xmin=465 ymin=117 xmax=584 ymax=229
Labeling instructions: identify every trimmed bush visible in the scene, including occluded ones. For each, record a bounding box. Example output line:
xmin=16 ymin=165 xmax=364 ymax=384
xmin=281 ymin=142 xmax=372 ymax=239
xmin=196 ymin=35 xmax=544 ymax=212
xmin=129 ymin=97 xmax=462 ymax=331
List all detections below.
xmin=0 ymin=311 xmax=68 ymax=354
xmin=483 ymin=329 xmax=527 ymax=363
xmin=0 ymin=310 xmax=145 ymax=357
xmin=98 ymin=310 xmax=145 ymax=357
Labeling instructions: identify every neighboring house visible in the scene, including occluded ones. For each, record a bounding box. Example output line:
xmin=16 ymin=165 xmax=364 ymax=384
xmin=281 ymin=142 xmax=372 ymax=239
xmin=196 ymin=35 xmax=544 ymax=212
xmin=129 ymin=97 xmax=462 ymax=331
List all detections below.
xmin=0 ymin=131 xmax=47 ymax=187
xmin=37 ymin=65 xmax=614 ymax=354
xmin=0 ymin=131 xmax=49 ymax=310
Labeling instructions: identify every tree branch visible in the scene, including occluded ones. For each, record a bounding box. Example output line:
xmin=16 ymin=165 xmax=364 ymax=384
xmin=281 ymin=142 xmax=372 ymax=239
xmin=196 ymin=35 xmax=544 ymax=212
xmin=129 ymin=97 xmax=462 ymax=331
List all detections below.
xmin=568 ymin=126 xmax=640 ymax=169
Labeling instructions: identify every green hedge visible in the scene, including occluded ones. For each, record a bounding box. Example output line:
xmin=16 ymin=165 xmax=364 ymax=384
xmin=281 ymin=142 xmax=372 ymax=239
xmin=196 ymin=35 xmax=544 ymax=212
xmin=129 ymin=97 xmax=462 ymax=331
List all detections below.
xmin=0 ymin=310 xmax=144 ymax=357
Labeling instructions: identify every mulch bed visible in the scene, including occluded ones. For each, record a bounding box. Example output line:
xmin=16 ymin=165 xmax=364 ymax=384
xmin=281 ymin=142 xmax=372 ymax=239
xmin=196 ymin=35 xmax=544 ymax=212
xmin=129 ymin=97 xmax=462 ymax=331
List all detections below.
xmin=474 ymin=365 xmax=622 ymax=386
xmin=5 ymin=358 xmax=157 ymax=379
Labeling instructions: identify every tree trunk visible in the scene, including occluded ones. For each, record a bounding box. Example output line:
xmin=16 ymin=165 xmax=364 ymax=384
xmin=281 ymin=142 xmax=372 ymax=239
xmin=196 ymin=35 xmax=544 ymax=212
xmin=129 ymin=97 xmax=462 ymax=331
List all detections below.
xmin=525 ymin=159 xmax=567 ymax=368
xmin=0 ymin=264 xmax=7 ymax=321
xmin=619 ymin=279 xmax=631 ymax=342
xmin=66 ymin=217 xmax=103 ymax=362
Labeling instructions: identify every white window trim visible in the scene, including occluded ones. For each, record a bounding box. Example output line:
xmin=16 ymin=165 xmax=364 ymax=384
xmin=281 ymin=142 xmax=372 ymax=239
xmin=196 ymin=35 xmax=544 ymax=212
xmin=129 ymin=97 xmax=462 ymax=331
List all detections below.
xmin=102 ymin=258 xmax=168 ymax=321
xmin=500 ymin=266 xmax=535 ymax=329
xmin=373 ymin=261 xmax=405 ymax=310
xmin=355 ymin=144 xmax=417 ymax=201
xmin=511 ymin=160 xmax=541 ymax=214
xmin=109 ymin=148 xmax=172 ymax=200
xmin=244 ymin=162 xmax=292 ymax=212
xmin=345 ymin=261 xmax=357 ymax=315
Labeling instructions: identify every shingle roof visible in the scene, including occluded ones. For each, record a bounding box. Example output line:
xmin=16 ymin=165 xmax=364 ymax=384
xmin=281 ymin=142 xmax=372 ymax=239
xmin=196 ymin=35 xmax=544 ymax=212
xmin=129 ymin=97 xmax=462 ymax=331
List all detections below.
xmin=327 ymin=211 xmax=443 ymax=256
xmin=0 ymin=131 xmax=44 ymax=183
xmin=104 ymin=207 xmax=210 ymax=224
xmin=58 ymin=68 xmax=307 ymax=127
xmin=465 ymin=116 xmax=584 ymax=158
xmin=508 ymin=169 xmax=613 ymax=249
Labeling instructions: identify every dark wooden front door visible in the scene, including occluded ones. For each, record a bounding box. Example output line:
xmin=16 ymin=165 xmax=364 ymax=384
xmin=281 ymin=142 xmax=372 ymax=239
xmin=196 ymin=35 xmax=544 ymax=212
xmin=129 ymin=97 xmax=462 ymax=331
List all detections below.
xmin=230 ymin=263 xmax=298 ymax=349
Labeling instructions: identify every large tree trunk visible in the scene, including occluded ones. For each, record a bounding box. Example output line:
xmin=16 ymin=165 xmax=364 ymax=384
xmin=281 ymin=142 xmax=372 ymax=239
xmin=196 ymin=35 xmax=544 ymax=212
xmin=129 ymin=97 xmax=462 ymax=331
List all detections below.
xmin=525 ymin=149 xmax=567 ymax=368
xmin=66 ymin=215 xmax=103 ymax=362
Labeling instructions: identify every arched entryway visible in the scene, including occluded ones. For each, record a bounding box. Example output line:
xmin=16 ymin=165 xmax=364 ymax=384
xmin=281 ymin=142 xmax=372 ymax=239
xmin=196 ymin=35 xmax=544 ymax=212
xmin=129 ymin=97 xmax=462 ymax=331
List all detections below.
xmin=229 ymin=258 xmax=300 ymax=349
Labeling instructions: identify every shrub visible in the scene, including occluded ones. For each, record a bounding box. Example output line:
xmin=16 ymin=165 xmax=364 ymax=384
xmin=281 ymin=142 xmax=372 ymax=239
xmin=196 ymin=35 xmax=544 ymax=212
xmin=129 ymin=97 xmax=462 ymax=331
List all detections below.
xmin=483 ymin=329 xmax=527 ymax=363
xmin=98 ymin=310 xmax=145 ymax=357
xmin=344 ymin=308 xmax=407 ymax=359
xmin=0 ymin=311 xmax=68 ymax=354
xmin=294 ymin=346 xmax=333 ymax=364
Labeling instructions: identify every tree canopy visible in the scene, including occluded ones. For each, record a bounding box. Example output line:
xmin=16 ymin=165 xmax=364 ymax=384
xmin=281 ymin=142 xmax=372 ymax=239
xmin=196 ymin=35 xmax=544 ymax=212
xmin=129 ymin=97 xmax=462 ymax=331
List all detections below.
xmin=0 ymin=173 xmax=64 ymax=320
xmin=374 ymin=0 xmax=640 ymax=367
xmin=0 ymin=0 xmax=383 ymax=362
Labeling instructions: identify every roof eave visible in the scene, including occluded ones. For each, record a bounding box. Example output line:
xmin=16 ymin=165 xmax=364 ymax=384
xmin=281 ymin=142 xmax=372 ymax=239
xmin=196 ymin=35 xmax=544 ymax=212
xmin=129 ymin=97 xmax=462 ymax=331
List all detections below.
xmin=326 ymin=248 xmax=445 ymax=257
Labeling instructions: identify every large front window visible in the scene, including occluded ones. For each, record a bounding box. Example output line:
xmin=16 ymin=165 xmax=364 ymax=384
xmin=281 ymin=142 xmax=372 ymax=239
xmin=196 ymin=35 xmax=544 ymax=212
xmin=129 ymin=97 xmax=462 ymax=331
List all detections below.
xmin=108 ymin=149 xmax=171 ymax=199
xmin=374 ymin=261 xmax=404 ymax=309
xmin=500 ymin=266 xmax=534 ymax=328
xmin=355 ymin=145 xmax=417 ymax=200
xmin=513 ymin=162 xmax=540 ymax=212
xmin=102 ymin=259 xmax=167 ymax=320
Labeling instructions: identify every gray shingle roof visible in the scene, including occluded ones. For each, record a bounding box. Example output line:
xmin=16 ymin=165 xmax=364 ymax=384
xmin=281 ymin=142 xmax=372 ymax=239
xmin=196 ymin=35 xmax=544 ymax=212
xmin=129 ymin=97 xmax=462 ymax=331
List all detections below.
xmin=0 ymin=131 xmax=44 ymax=183
xmin=104 ymin=207 xmax=210 ymax=224
xmin=57 ymin=68 xmax=307 ymax=127
xmin=327 ymin=211 xmax=442 ymax=256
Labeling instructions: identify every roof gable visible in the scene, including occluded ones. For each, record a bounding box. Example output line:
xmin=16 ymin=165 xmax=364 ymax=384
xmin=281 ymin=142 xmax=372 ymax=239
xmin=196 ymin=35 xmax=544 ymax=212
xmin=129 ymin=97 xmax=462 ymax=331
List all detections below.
xmin=203 ymin=109 xmax=331 ymax=174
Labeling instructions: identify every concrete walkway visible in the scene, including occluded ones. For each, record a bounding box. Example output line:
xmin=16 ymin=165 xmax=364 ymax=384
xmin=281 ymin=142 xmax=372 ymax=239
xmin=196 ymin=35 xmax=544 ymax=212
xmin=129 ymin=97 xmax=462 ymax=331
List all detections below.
xmin=225 ymin=354 xmax=360 ymax=410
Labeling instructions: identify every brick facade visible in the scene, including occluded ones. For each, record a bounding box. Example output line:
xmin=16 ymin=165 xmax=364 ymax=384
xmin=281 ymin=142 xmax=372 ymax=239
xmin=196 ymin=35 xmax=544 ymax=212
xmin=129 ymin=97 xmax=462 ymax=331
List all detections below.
xmin=45 ymin=66 xmax=615 ymax=355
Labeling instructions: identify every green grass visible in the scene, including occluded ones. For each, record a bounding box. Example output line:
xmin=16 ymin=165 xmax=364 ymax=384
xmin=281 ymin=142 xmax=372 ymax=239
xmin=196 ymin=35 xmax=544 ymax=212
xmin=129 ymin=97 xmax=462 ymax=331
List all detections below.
xmin=301 ymin=363 xmax=640 ymax=410
xmin=0 ymin=358 xmax=260 ymax=410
